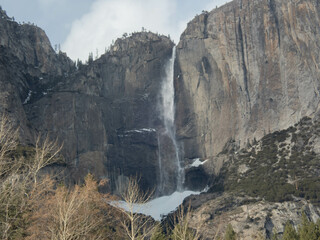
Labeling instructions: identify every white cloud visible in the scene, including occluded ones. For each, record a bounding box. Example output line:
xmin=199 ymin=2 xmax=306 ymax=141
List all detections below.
xmin=62 ymin=0 xmax=177 ymax=61
xmin=62 ymin=0 xmax=230 ymax=61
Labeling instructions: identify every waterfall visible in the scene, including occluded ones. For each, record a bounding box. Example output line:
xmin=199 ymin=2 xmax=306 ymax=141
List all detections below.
xmin=157 ymin=46 xmax=184 ymax=195
xmin=157 ymin=134 xmax=164 ymax=193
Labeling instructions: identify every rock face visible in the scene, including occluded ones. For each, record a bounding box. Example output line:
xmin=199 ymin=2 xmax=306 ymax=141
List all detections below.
xmin=185 ymin=193 xmax=320 ymax=240
xmin=26 ymin=33 xmax=174 ymax=192
xmin=180 ymin=112 xmax=320 ymax=239
xmin=27 ymin=34 xmax=174 ymax=191
xmin=0 ymin=8 xmax=175 ymax=192
xmin=214 ymin=116 xmax=320 ymax=205
xmin=0 ymin=9 xmax=74 ymax=142
xmin=175 ymin=0 xmax=320 ymax=161
xmin=2 ymin=0 xmax=320 ymax=197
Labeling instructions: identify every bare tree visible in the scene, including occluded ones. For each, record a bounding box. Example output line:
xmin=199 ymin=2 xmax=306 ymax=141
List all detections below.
xmin=0 ymin=116 xmax=24 ymax=239
xmin=116 ymin=177 xmax=156 ymax=240
xmin=0 ymin=115 xmax=19 ymax=177
xmin=27 ymin=134 xmax=63 ymax=184
xmin=0 ymin=116 xmax=64 ymax=239
xmin=0 ymin=173 xmax=28 ymax=239
xmin=27 ymin=174 xmax=112 ymax=240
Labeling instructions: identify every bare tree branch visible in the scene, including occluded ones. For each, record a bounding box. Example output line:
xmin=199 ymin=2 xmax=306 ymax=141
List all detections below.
xmin=115 ymin=177 xmax=157 ymax=240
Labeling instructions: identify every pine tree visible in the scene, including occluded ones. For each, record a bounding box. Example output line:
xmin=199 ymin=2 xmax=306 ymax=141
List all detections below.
xmin=150 ymin=225 xmax=167 ymax=240
xmin=298 ymin=212 xmax=320 ymax=240
xmin=282 ymin=221 xmax=298 ymax=240
xmin=88 ymin=52 xmax=93 ymax=64
xmin=225 ymin=224 xmax=236 ymax=240
xmin=271 ymin=230 xmax=279 ymax=240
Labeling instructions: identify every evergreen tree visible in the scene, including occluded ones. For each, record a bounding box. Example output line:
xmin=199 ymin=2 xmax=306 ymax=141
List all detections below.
xmin=298 ymin=212 xmax=320 ymax=240
xmin=150 ymin=225 xmax=167 ymax=240
xmin=88 ymin=52 xmax=93 ymax=64
xmin=283 ymin=221 xmax=298 ymax=240
xmin=76 ymin=59 xmax=83 ymax=70
xmin=225 ymin=224 xmax=236 ymax=240
xmin=271 ymin=230 xmax=279 ymax=240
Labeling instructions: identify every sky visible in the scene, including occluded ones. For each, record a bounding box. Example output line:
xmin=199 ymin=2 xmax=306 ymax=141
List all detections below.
xmin=0 ymin=0 xmax=229 ymax=61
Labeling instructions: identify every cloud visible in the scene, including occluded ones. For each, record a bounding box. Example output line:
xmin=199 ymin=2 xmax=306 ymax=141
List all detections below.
xmin=62 ymin=0 xmax=177 ymax=61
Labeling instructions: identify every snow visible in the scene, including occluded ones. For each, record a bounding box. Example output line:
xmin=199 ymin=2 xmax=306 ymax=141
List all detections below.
xmin=23 ymin=90 xmax=32 ymax=104
xmin=125 ymin=128 xmax=156 ymax=133
xmin=113 ymin=190 xmax=201 ymax=221
xmin=118 ymin=128 xmax=157 ymax=137
xmin=187 ymin=158 xmax=208 ymax=168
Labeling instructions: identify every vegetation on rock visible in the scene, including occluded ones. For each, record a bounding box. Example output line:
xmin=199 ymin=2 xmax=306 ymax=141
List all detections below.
xmin=224 ymin=224 xmax=237 ymax=240
xmin=218 ymin=116 xmax=320 ymax=204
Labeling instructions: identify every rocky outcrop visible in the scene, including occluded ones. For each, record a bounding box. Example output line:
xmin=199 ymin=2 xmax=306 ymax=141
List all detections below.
xmin=208 ymin=115 xmax=320 ymax=204
xmin=175 ymin=0 xmax=320 ymax=162
xmin=0 ymin=8 xmax=74 ymax=142
xmin=185 ymin=193 xmax=320 ymax=240
xmin=181 ymin=114 xmax=320 ymax=239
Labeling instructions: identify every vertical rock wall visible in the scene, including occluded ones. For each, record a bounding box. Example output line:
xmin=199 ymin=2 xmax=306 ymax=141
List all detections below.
xmin=24 ymin=33 xmax=174 ymax=191
xmin=175 ymin=0 xmax=320 ymax=161
xmin=0 ymin=8 xmax=175 ymax=192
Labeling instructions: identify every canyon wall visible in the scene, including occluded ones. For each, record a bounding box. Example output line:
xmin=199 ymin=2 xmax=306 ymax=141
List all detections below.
xmin=2 ymin=0 xmax=320 ymax=193
xmin=175 ymin=0 xmax=320 ymax=161
xmin=0 ymin=8 xmax=174 ymax=191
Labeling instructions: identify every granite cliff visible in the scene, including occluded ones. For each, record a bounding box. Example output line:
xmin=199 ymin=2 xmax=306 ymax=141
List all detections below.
xmin=0 ymin=8 xmax=174 ymax=192
xmin=0 ymin=9 xmax=74 ymax=142
xmin=25 ymin=33 xmax=174 ymax=192
xmin=174 ymin=0 xmax=320 ymax=237
xmin=175 ymin=0 xmax=320 ymax=163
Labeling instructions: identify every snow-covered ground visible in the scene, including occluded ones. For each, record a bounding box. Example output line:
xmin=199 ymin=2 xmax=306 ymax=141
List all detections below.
xmin=114 ymin=190 xmax=201 ymax=221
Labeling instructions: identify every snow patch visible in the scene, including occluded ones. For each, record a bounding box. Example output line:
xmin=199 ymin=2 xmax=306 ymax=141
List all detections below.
xmin=113 ymin=190 xmax=200 ymax=221
xmin=118 ymin=128 xmax=156 ymax=138
xmin=187 ymin=158 xmax=208 ymax=168
xmin=126 ymin=128 xmax=156 ymax=133
xmin=23 ymin=90 xmax=32 ymax=104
